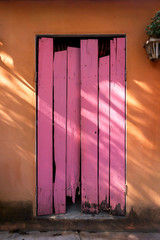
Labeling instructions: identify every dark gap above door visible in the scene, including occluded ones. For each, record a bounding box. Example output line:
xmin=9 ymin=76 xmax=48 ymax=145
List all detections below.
xmin=53 ymin=37 xmax=112 ymax=58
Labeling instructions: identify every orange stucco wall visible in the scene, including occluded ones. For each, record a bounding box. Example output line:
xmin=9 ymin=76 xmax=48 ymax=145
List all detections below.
xmin=0 ymin=0 xmax=160 ymax=217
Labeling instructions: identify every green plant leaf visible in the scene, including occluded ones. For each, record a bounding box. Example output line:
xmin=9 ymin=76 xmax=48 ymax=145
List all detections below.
xmin=145 ymin=11 xmax=160 ymax=37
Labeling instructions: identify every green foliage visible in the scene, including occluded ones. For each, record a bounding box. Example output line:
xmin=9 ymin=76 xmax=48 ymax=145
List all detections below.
xmin=145 ymin=11 xmax=160 ymax=37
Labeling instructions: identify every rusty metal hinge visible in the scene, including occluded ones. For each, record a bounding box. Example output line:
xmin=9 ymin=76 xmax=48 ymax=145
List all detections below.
xmin=125 ymin=70 xmax=127 ymax=82
xmin=125 ymin=184 xmax=128 ymax=195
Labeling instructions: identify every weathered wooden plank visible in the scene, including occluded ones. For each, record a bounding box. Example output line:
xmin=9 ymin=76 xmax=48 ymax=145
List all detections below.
xmin=67 ymin=47 xmax=80 ymax=203
xmin=38 ymin=38 xmax=53 ymax=215
xmin=110 ymin=38 xmax=126 ymax=215
xmin=81 ymin=39 xmax=98 ymax=213
xmin=54 ymin=50 xmax=67 ymax=214
xmin=99 ymin=56 xmax=110 ymax=211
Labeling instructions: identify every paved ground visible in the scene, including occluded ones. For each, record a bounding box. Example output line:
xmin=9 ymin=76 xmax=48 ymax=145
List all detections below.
xmin=0 ymin=231 xmax=160 ymax=240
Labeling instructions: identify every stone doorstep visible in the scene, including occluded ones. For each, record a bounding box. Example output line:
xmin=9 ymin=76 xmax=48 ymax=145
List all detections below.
xmin=1 ymin=217 xmax=160 ymax=232
xmin=1 ymin=206 xmax=160 ymax=232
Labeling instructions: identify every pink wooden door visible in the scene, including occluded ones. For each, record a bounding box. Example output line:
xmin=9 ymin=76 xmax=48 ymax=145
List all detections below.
xmin=37 ymin=37 xmax=126 ymax=216
xmin=37 ymin=38 xmax=53 ymax=215
xmin=80 ymin=38 xmax=125 ymax=215
xmin=54 ymin=50 xmax=67 ymax=214
xmin=99 ymin=56 xmax=110 ymax=211
xmin=53 ymin=47 xmax=81 ymax=214
xmin=110 ymin=38 xmax=126 ymax=215
xmin=81 ymin=39 xmax=99 ymax=213
xmin=67 ymin=47 xmax=81 ymax=204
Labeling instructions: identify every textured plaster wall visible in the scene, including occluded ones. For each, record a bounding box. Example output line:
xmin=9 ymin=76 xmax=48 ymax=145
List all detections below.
xmin=0 ymin=0 xmax=160 ymax=217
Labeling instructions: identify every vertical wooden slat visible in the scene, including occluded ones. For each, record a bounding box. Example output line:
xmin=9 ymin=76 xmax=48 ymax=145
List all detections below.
xmin=38 ymin=38 xmax=53 ymax=215
xmin=81 ymin=39 xmax=98 ymax=213
xmin=110 ymin=38 xmax=126 ymax=215
xmin=99 ymin=56 xmax=110 ymax=211
xmin=67 ymin=47 xmax=80 ymax=203
xmin=54 ymin=50 xmax=67 ymax=214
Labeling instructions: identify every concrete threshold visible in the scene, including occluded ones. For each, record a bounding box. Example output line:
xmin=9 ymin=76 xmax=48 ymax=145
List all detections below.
xmin=1 ymin=216 xmax=160 ymax=232
xmin=1 ymin=204 xmax=160 ymax=232
xmin=39 ymin=212 xmax=123 ymax=220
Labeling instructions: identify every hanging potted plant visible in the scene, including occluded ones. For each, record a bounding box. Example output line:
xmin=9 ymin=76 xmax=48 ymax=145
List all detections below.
xmin=144 ymin=11 xmax=160 ymax=61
